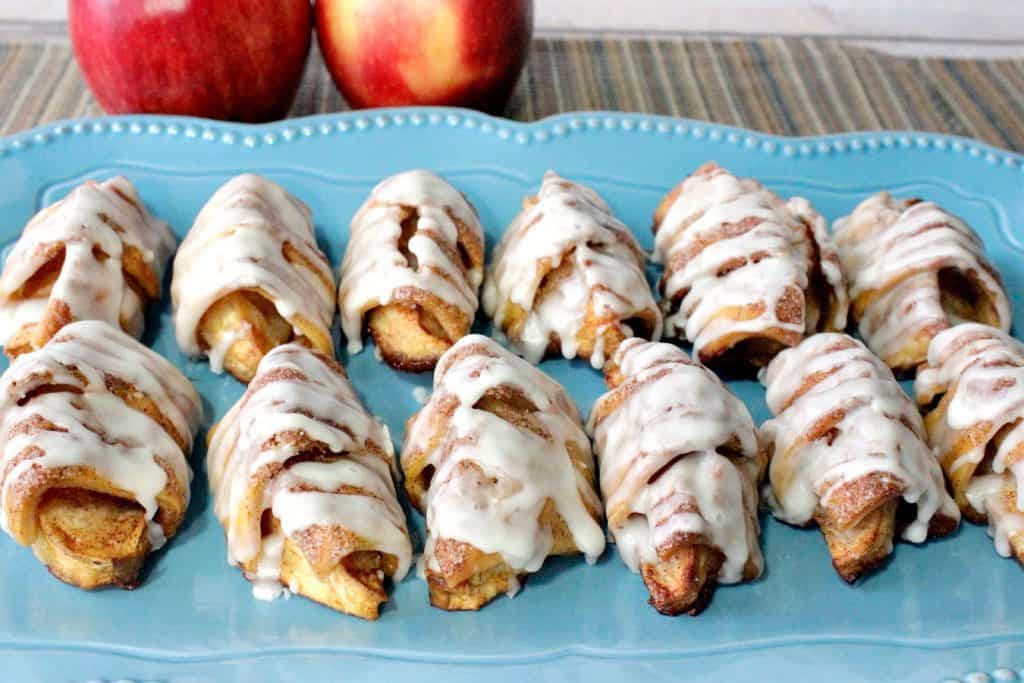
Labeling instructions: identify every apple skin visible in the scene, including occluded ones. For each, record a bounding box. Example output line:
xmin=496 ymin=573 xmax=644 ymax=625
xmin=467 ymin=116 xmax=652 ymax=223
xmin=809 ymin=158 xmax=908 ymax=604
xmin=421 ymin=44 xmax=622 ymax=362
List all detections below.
xmin=316 ymin=0 xmax=534 ymax=113
xmin=69 ymin=0 xmax=313 ymax=122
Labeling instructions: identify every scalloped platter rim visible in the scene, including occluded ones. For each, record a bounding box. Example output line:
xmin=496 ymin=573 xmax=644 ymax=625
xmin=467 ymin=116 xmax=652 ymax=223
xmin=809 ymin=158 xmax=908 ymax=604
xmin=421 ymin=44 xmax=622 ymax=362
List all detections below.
xmin=1 ymin=107 xmax=1023 ymax=683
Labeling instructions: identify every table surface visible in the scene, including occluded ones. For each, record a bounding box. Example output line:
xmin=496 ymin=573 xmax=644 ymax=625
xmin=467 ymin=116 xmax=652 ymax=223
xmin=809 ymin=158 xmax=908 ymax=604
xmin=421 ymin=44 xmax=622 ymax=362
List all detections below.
xmin=0 ymin=35 xmax=1021 ymax=153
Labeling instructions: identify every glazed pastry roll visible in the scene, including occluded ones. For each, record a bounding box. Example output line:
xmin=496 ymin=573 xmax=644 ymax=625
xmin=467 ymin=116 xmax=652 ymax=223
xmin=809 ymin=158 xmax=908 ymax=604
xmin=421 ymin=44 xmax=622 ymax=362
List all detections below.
xmin=0 ymin=176 xmax=175 ymax=358
xmin=338 ymin=170 xmax=485 ymax=371
xmin=589 ymin=339 xmax=763 ymax=615
xmin=208 ymin=344 xmax=412 ymax=619
xmin=483 ymin=172 xmax=661 ymax=368
xmin=915 ymin=323 xmax=1024 ymax=564
xmin=652 ymin=162 xmax=848 ymax=370
xmin=0 ymin=320 xmax=200 ymax=589
xmin=402 ymin=334 xmax=605 ymax=610
xmin=172 ymin=174 xmax=335 ymax=382
xmin=834 ymin=192 xmax=1011 ymax=372
xmin=760 ymin=333 xmax=960 ymax=581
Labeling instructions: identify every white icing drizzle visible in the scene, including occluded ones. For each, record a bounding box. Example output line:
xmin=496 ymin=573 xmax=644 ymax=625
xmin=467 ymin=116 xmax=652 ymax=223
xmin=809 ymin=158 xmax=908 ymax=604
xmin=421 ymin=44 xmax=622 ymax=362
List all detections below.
xmin=965 ymin=474 xmax=1024 ymax=559
xmin=251 ymin=531 xmax=288 ymax=601
xmin=482 ymin=171 xmax=660 ymax=368
xmin=760 ymin=333 xmax=959 ymax=542
xmin=914 ymin=323 xmax=1024 ymax=551
xmin=171 ymin=174 xmax=335 ymax=363
xmin=411 ymin=385 xmax=429 ymax=405
xmin=206 ymin=328 xmax=242 ymax=375
xmin=0 ymin=176 xmax=175 ymax=347
xmin=337 ymin=170 xmax=484 ymax=354
xmin=404 ymin=334 xmax=605 ymax=573
xmin=916 ymin=324 xmax=1024 ymax=488
xmin=588 ymin=339 xmax=763 ymax=583
xmin=834 ymin=193 xmax=1011 ymax=365
xmin=207 ymin=343 xmax=412 ymax=599
xmin=652 ymin=163 xmax=847 ymax=358
xmin=0 ymin=320 xmax=200 ymax=546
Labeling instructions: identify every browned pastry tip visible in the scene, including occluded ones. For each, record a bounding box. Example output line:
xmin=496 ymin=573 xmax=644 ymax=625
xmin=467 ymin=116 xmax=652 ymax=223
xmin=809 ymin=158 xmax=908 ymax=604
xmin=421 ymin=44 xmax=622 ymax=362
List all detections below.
xmin=699 ymin=329 xmax=797 ymax=373
xmin=426 ymin=538 xmax=519 ymax=611
xmin=819 ymin=497 xmax=898 ymax=584
xmin=922 ymin=507 xmax=961 ymax=540
xmin=231 ymin=444 xmax=400 ymax=620
xmin=34 ymin=488 xmax=150 ymax=590
xmin=198 ymin=290 xmax=295 ymax=382
xmin=424 ymin=499 xmax=583 ymax=611
xmin=641 ymin=543 xmax=725 ymax=616
xmin=276 ymin=519 xmax=394 ymax=621
xmin=367 ymin=295 xmax=464 ymax=373
xmin=5 ymin=442 xmax=187 ymax=592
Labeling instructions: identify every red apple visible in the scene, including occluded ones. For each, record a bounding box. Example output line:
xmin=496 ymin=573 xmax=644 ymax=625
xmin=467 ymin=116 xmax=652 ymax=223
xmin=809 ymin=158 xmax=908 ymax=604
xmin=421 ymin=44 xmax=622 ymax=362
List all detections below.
xmin=316 ymin=0 xmax=533 ymax=113
xmin=69 ymin=0 xmax=313 ymax=123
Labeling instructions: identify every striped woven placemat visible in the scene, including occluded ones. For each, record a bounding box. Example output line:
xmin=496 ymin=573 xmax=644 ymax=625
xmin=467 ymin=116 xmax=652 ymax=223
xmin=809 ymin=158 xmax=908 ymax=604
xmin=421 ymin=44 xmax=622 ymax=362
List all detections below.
xmin=1 ymin=36 xmax=1022 ymax=151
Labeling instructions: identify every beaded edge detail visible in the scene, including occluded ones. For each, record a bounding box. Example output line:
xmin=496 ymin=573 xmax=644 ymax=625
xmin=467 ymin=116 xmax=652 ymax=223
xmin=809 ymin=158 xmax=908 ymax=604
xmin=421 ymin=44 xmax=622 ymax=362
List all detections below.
xmin=941 ymin=668 xmax=1024 ymax=683
xmin=1 ymin=110 xmax=1021 ymax=172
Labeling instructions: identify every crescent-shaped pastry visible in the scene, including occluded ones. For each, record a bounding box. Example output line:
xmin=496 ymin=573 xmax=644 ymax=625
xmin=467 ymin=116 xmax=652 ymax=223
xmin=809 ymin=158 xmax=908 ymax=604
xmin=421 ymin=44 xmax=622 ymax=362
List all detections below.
xmin=915 ymin=323 xmax=1024 ymax=564
xmin=834 ymin=192 xmax=1011 ymax=372
xmin=0 ymin=176 xmax=175 ymax=358
xmin=402 ymin=334 xmax=606 ymax=610
xmin=759 ymin=333 xmax=960 ymax=581
xmin=172 ymin=174 xmax=336 ymax=382
xmin=589 ymin=338 xmax=764 ymax=615
xmin=0 ymin=320 xmax=200 ymax=589
xmin=483 ymin=171 xmax=661 ymax=368
xmin=338 ymin=170 xmax=485 ymax=371
xmin=652 ymin=162 xmax=848 ymax=370
xmin=208 ymin=343 xmax=412 ymax=619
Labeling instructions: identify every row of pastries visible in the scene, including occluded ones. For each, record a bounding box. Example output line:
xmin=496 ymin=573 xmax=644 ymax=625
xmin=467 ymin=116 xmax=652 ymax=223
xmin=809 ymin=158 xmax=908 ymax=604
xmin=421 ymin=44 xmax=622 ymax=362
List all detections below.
xmin=0 ymin=165 xmax=1019 ymax=620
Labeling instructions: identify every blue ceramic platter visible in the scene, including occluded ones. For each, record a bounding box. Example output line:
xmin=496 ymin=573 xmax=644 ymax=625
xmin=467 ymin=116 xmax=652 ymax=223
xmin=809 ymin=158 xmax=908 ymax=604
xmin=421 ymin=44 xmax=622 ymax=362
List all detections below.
xmin=1 ymin=109 xmax=1022 ymax=683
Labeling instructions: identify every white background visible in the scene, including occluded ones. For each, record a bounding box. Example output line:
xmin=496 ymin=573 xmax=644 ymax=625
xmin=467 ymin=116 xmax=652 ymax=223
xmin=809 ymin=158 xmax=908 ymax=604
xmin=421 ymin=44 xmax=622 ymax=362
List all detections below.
xmin=1 ymin=0 xmax=1022 ymax=56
